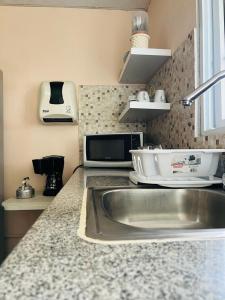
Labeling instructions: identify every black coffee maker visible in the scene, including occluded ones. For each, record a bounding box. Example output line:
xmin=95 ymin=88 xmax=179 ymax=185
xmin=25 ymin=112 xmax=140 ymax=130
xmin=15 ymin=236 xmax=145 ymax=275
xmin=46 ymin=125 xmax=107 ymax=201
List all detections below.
xmin=32 ymin=155 xmax=64 ymax=196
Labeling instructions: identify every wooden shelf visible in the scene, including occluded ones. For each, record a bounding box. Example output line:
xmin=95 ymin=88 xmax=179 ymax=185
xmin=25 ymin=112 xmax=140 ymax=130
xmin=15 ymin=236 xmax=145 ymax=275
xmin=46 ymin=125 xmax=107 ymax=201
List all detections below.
xmin=119 ymin=48 xmax=172 ymax=84
xmin=119 ymin=101 xmax=171 ymax=123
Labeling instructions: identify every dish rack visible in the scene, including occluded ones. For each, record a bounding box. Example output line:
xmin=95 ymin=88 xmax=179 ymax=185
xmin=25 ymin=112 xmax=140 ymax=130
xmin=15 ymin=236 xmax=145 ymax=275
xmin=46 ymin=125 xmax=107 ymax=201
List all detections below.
xmin=129 ymin=149 xmax=225 ymax=188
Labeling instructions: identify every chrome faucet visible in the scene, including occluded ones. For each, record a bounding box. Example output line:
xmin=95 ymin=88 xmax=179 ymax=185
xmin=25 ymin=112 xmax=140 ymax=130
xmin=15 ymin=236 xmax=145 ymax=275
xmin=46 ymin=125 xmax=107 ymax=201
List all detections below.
xmin=181 ymin=70 xmax=225 ymax=107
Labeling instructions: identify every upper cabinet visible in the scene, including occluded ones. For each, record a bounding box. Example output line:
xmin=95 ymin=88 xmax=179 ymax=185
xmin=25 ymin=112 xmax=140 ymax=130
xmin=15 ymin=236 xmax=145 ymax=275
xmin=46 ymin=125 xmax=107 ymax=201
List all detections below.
xmin=119 ymin=47 xmax=172 ymax=84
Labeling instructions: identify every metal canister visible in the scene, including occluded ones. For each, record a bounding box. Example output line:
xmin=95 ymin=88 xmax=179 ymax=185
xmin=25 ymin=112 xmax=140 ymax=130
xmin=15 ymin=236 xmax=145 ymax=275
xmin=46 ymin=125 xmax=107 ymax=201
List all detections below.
xmin=16 ymin=177 xmax=35 ymax=199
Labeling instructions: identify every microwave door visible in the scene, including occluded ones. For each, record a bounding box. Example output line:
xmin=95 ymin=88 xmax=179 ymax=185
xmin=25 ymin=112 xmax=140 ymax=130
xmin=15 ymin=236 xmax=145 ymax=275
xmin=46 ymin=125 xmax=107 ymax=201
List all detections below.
xmin=87 ymin=137 xmax=128 ymax=161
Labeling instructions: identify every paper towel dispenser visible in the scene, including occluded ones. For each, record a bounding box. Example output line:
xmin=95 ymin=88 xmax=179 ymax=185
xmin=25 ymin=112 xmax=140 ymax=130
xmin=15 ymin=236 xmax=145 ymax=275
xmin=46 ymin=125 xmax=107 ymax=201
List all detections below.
xmin=39 ymin=81 xmax=78 ymax=124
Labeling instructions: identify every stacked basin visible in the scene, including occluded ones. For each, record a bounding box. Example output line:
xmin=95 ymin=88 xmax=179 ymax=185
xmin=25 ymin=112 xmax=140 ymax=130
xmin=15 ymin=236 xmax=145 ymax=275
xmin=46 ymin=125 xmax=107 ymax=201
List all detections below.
xmin=130 ymin=149 xmax=225 ymax=178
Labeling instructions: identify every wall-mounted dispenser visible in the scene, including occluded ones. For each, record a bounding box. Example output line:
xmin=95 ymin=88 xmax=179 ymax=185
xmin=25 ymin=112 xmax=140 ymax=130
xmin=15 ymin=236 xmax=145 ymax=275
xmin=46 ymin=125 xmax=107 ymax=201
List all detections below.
xmin=39 ymin=81 xmax=78 ymax=124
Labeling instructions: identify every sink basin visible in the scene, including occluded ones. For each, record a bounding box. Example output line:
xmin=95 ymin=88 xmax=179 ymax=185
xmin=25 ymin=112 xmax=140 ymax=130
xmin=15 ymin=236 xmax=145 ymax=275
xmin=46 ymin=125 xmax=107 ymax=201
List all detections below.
xmin=85 ymin=187 xmax=225 ymax=241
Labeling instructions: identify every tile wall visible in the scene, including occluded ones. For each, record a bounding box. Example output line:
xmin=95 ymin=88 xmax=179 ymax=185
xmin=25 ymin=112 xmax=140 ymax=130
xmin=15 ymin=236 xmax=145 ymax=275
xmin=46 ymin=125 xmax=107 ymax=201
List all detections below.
xmin=79 ymin=85 xmax=146 ymax=160
xmin=147 ymin=30 xmax=225 ymax=149
xmin=78 ymin=30 xmax=225 ymax=166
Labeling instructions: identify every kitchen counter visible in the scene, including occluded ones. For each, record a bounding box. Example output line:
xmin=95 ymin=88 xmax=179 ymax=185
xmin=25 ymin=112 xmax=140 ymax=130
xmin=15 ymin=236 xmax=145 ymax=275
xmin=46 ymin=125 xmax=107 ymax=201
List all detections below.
xmin=0 ymin=168 xmax=225 ymax=299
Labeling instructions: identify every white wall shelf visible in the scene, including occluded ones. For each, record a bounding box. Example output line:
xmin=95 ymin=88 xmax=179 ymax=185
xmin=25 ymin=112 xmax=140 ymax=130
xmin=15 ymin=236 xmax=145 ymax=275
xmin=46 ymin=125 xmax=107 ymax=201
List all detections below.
xmin=2 ymin=194 xmax=54 ymax=211
xmin=119 ymin=101 xmax=171 ymax=123
xmin=119 ymin=48 xmax=172 ymax=84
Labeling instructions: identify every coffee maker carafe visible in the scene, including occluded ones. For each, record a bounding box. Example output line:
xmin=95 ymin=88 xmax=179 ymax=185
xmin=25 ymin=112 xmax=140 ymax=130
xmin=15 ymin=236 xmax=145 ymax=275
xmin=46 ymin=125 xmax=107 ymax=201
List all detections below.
xmin=32 ymin=155 xmax=64 ymax=196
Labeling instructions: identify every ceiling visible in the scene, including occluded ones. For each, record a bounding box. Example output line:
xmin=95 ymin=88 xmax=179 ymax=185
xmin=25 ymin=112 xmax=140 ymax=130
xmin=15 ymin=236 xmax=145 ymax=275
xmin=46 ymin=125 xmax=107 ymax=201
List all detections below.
xmin=0 ymin=0 xmax=151 ymax=10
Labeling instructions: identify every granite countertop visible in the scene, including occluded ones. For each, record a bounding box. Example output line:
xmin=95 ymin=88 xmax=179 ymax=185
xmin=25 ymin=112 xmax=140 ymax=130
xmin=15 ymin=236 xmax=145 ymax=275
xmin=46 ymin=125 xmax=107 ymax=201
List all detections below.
xmin=0 ymin=168 xmax=225 ymax=300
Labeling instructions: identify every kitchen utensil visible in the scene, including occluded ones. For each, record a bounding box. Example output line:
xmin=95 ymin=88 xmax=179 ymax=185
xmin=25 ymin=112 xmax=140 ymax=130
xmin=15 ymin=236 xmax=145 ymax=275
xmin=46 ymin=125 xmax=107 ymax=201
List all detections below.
xmin=130 ymin=149 xmax=225 ymax=178
xmin=130 ymin=33 xmax=150 ymax=48
xmin=132 ymin=11 xmax=149 ymax=34
xmin=128 ymin=95 xmax=137 ymax=102
xmin=154 ymin=90 xmax=166 ymax=103
xmin=137 ymin=91 xmax=150 ymax=102
xmin=16 ymin=177 xmax=35 ymax=199
xmin=32 ymin=155 xmax=64 ymax=196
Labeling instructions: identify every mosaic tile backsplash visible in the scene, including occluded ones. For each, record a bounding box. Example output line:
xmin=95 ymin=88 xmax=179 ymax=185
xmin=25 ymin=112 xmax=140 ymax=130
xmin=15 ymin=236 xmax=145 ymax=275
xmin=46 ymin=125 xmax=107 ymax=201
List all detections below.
xmin=147 ymin=30 xmax=225 ymax=149
xmin=78 ymin=30 xmax=225 ymax=166
xmin=79 ymin=85 xmax=147 ymax=159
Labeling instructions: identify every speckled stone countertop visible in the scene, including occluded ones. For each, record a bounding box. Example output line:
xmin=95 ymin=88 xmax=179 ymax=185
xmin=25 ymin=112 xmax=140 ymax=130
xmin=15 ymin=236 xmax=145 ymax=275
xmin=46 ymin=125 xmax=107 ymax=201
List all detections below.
xmin=0 ymin=168 xmax=225 ymax=300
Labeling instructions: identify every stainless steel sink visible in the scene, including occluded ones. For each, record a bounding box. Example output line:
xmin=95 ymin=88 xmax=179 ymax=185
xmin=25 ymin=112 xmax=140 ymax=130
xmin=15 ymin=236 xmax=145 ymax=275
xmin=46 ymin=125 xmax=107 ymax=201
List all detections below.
xmin=85 ymin=187 xmax=225 ymax=241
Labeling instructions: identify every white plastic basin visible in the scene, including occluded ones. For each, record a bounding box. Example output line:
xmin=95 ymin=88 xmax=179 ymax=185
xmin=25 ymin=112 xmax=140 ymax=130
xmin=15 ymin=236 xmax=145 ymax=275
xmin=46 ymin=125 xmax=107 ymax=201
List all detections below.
xmin=130 ymin=149 xmax=225 ymax=178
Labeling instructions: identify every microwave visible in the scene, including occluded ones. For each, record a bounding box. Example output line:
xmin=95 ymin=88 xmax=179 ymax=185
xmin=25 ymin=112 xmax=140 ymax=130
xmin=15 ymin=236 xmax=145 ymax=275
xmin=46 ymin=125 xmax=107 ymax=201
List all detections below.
xmin=83 ymin=132 xmax=143 ymax=168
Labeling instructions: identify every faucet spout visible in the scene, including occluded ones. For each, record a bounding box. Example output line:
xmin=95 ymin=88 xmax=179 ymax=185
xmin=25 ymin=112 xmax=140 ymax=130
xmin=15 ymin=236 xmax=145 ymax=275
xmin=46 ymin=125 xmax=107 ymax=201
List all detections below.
xmin=181 ymin=70 xmax=225 ymax=107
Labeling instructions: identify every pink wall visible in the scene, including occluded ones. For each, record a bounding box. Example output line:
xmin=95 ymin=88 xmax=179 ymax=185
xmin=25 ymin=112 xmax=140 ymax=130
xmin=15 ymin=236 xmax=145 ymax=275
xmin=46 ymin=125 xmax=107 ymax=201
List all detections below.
xmin=0 ymin=6 xmax=132 ymax=197
xmin=148 ymin=0 xmax=196 ymax=52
